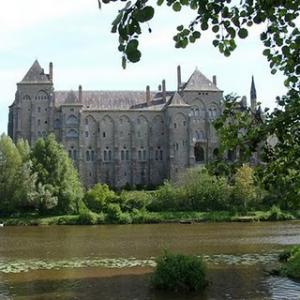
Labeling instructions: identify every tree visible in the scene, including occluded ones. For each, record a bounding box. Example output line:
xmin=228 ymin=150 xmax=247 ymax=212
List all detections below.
xmin=99 ymin=0 xmax=299 ymax=209
xmin=31 ymin=134 xmax=83 ymax=214
xmin=0 ymin=135 xmax=37 ymax=215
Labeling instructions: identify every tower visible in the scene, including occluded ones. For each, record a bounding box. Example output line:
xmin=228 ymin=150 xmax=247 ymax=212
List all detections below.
xmin=9 ymin=60 xmax=54 ymax=144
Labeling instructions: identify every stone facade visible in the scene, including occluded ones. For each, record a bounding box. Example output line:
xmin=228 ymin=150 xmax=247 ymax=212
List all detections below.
xmin=8 ymin=60 xmax=224 ymax=188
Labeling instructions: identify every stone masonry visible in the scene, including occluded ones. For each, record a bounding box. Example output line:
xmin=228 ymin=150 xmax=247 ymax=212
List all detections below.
xmin=8 ymin=60 xmax=230 ymax=188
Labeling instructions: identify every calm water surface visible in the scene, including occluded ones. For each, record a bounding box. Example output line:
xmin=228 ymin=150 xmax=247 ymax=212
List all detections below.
xmin=0 ymin=221 xmax=300 ymax=299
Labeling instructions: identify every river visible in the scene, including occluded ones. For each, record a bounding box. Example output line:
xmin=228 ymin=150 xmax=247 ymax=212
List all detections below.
xmin=0 ymin=221 xmax=300 ymax=299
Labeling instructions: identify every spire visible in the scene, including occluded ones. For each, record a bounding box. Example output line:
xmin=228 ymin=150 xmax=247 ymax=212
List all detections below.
xmin=250 ymin=75 xmax=257 ymax=111
xmin=21 ymin=60 xmax=51 ymax=83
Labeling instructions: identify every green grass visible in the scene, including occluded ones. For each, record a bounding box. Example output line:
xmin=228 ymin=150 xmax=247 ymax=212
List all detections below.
xmin=1 ymin=209 xmax=298 ymax=226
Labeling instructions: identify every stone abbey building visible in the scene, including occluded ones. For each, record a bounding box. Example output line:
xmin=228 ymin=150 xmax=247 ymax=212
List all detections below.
xmin=8 ymin=60 xmax=255 ymax=188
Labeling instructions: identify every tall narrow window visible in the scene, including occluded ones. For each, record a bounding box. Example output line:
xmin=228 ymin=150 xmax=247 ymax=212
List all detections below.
xmin=86 ymin=151 xmax=90 ymax=161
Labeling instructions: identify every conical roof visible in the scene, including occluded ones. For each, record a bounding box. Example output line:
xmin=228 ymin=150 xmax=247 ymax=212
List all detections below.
xmin=21 ymin=60 xmax=50 ymax=83
xmin=184 ymin=67 xmax=220 ymax=91
xmin=168 ymin=92 xmax=190 ymax=107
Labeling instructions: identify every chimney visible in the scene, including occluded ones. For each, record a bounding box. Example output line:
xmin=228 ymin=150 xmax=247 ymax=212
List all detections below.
xmin=213 ymin=75 xmax=217 ymax=86
xmin=158 ymin=84 xmax=162 ymax=91
xmin=79 ymin=85 xmax=82 ymax=102
xmin=177 ymin=65 xmax=182 ymax=91
xmin=146 ymin=85 xmax=151 ymax=106
xmin=49 ymin=62 xmax=53 ymax=81
xmin=162 ymin=79 xmax=166 ymax=103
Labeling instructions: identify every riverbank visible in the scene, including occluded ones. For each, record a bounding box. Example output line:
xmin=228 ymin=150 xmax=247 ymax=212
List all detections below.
xmin=1 ymin=209 xmax=299 ymax=226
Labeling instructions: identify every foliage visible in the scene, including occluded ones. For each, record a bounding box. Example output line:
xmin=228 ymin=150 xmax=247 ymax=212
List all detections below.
xmin=84 ymin=183 xmax=115 ymax=213
xmin=0 ymin=134 xmax=37 ymax=215
xmin=77 ymin=210 xmax=98 ymax=225
xmin=260 ymin=205 xmax=295 ymax=221
xmin=178 ymin=168 xmax=231 ymax=211
xmin=100 ymin=0 xmax=300 ymax=79
xmin=231 ymin=165 xmax=257 ymax=211
xmin=152 ymin=251 xmax=207 ymax=292
xmin=280 ymin=246 xmax=300 ymax=280
xmin=213 ymin=93 xmax=300 ymax=210
xmin=31 ymin=134 xmax=83 ymax=214
xmin=148 ymin=181 xmax=180 ymax=211
xmin=120 ymin=190 xmax=152 ymax=212
xmin=105 ymin=203 xmax=122 ymax=223
xmin=101 ymin=0 xmax=300 ymax=211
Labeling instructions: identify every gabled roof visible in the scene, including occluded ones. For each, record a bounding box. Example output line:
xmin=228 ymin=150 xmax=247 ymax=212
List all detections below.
xmin=20 ymin=60 xmax=51 ymax=83
xmin=183 ymin=67 xmax=220 ymax=91
xmin=167 ymin=92 xmax=190 ymax=107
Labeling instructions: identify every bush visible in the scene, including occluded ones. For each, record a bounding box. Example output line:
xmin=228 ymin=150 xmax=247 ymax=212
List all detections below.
xmin=118 ymin=212 xmax=132 ymax=224
xmin=262 ymin=205 xmax=295 ymax=221
xmin=280 ymin=246 xmax=300 ymax=280
xmin=105 ymin=203 xmax=122 ymax=223
xmin=179 ymin=168 xmax=231 ymax=211
xmin=148 ymin=181 xmax=182 ymax=212
xmin=151 ymin=251 xmax=207 ymax=292
xmin=77 ymin=210 xmax=97 ymax=225
xmin=84 ymin=184 xmax=115 ymax=213
xmin=131 ymin=209 xmax=161 ymax=224
xmin=120 ymin=190 xmax=152 ymax=212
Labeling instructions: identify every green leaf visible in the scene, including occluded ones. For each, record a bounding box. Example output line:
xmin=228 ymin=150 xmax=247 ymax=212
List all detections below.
xmin=212 ymin=39 xmax=219 ymax=47
xmin=212 ymin=25 xmax=219 ymax=33
xmin=135 ymin=6 xmax=155 ymax=22
xmin=112 ymin=12 xmax=123 ymax=27
xmin=172 ymin=2 xmax=182 ymax=12
xmin=126 ymin=49 xmax=141 ymax=63
xmin=177 ymin=25 xmax=184 ymax=31
xmin=201 ymin=22 xmax=208 ymax=31
xmin=192 ymin=31 xmax=201 ymax=39
xmin=238 ymin=28 xmax=248 ymax=39
xmin=126 ymin=39 xmax=139 ymax=52
xmin=157 ymin=0 xmax=164 ymax=6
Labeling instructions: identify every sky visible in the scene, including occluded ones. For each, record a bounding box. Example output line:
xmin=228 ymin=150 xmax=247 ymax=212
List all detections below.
xmin=0 ymin=0 xmax=290 ymax=134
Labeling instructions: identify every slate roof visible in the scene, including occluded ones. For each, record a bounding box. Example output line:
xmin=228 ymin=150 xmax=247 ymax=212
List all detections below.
xmin=167 ymin=92 xmax=190 ymax=107
xmin=54 ymin=90 xmax=170 ymax=110
xmin=21 ymin=60 xmax=51 ymax=83
xmin=183 ymin=67 xmax=220 ymax=91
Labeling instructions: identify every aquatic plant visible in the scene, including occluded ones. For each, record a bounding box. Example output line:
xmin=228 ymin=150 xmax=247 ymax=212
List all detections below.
xmin=151 ymin=251 xmax=207 ymax=292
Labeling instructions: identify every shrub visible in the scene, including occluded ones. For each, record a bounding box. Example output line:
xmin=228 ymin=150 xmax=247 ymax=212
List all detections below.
xmin=77 ymin=210 xmax=97 ymax=225
xmin=148 ymin=181 xmax=181 ymax=212
xmin=118 ymin=212 xmax=132 ymax=224
xmin=263 ymin=205 xmax=295 ymax=221
xmin=179 ymin=168 xmax=231 ymax=211
xmin=131 ymin=209 xmax=161 ymax=224
xmin=280 ymin=246 xmax=300 ymax=280
xmin=105 ymin=203 xmax=122 ymax=223
xmin=120 ymin=190 xmax=152 ymax=212
xmin=84 ymin=184 xmax=115 ymax=213
xmin=151 ymin=251 xmax=207 ymax=292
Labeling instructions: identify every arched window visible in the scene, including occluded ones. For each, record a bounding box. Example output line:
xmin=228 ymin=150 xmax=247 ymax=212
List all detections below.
xmin=213 ymin=148 xmax=219 ymax=159
xmin=66 ymin=114 xmax=78 ymax=125
xmin=194 ymin=143 xmax=205 ymax=162
xmin=66 ymin=129 xmax=79 ymax=138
